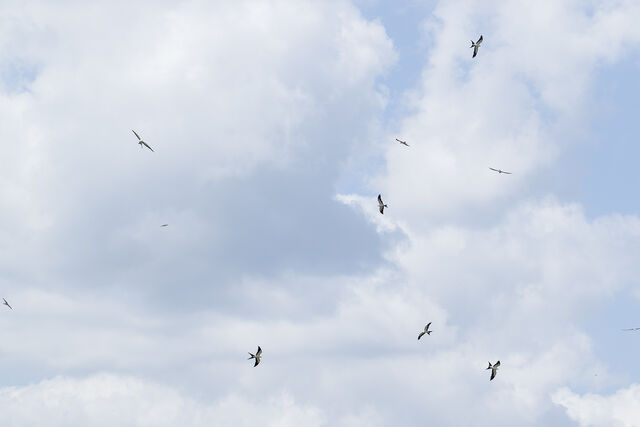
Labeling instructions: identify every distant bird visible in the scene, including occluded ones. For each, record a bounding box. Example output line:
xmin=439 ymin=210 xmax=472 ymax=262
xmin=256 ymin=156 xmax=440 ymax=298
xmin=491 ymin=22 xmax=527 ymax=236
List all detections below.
xmin=622 ymin=327 xmax=640 ymax=331
xmin=132 ymin=130 xmax=154 ymax=152
xmin=248 ymin=346 xmax=262 ymax=367
xmin=396 ymin=138 xmax=410 ymax=147
xmin=471 ymin=35 xmax=483 ymax=58
xmin=418 ymin=322 xmax=432 ymax=340
xmin=161 ymin=224 xmax=168 ymax=227
xmin=378 ymin=194 xmax=388 ymax=215
xmin=489 ymin=167 xmax=512 ymax=174
xmin=3 ymin=298 xmax=12 ymax=310
xmin=487 ymin=361 xmax=500 ymax=381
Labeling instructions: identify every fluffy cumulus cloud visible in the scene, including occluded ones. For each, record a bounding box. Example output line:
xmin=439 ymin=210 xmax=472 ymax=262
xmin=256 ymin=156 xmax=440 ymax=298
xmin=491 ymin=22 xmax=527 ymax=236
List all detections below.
xmin=1 ymin=0 xmax=640 ymax=426
xmin=553 ymin=384 xmax=640 ymax=426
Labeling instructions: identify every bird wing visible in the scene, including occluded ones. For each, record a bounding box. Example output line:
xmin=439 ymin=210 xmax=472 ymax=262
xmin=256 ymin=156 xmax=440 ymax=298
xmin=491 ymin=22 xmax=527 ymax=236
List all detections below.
xmin=489 ymin=167 xmax=499 ymax=172
xmin=418 ymin=331 xmax=425 ymax=340
xmin=132 ymin=130 xmax=141 ymax=140
xmin=140 ymin=141 xmax=154 ymax=152
xmin=256 ymin=346 xmax=262 ymax=357
xmin=426 ymin=322 xmax=431 ymax=331
xmin=490 ymin=369 xmax=497 ymax=380
xmin=254 ymin=358 xmax=260 ymax=367
xmin=379 ymin=205 xmax=384 ymax=214
xmin=477 ymin=35 xmax=483 ymax=45
xmin=473 ymin=45 xmax=478 ymax=58
xmin=494 ymin=361 xmax=500 ymax=367
xmin=502 ymin=171 xmax=512 ymax=174
xmin=378 ymin=194 xmax=383 ymax=205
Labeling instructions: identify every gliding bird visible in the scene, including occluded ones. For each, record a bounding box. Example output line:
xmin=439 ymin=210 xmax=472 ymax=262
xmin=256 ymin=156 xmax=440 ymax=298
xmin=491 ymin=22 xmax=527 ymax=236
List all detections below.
xmin=418 ymin=322 xmax=432 ymax=340
xmin=132 ymin=130 xmax=154 ymax=152
xmin=396 ymin=138 xmax=410 ymax=147
xmin=471 ymin=35 xmax=483 ymax=58
xmin=378 ymin=194 xmax=388 ymax=215
xmin=489 ymin=167 xmax=512 ymax=174
xmin=248 ymin=346 xmax=262 ymax=367
xmin=487 ymin=360 xmax=500 ymax=381
xmin=3 ymin=298 xmax=12 ymax=310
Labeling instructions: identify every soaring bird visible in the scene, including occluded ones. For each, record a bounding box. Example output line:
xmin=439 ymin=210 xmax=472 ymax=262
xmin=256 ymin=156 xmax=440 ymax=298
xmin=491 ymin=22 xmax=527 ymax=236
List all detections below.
xmin=161 ymin=224 xmax=169 ymax=227
xmin=487 ymin=361 xmax=500 ymax=381
xmin=132 ymin=130 xmax=154 ymax=152
xmin=3 ymin=298 xmax=12 ymax=310
xmin=418 ymin=322 xmax=432 ymax=340
xmin=396 ymin=138 xmax=410 ymax=147
xmin=489 ymin=167 xmax=512 ymax=174
xmin=378 ymin=194 xmax=388 ymax=215
xmin=248 ymin=346 xmax=262 ymax=367
xmin=471 ymin=35 xmax=483 ymax=58
xmin=622 ymin=327 xmax=640 ymax=331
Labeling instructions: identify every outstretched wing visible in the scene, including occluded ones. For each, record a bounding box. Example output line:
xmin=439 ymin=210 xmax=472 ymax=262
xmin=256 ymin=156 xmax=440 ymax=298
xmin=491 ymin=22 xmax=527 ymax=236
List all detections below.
xmin=494 ymin=361 xmax=500 ymax=368
xmin=418 ymin=331 xmax=425 ymax=340
xmin=489 ymin=167 xmax=500 ymax=172
xmin=256 ymin=346 xmax=262 ymax=357
xmin=490 ymin=369 xmax=497 ymax=381
xmin=254 ymin=358 xmax=260 ymax=367
xmin=140 ymin=141 xmax=154 ymax=152
xmin=473 ymin=45 xmax=479 ymax=58
xmin=378 ymin=194 xmax=383 ymax=205
xmin=426 ymin=322 xmax=432 ymax=331
xmin=502 ymin=171 xmax=512 ymax=174
xmin=477 ymin=35 xmax=483 ymax=45
xmin=132 ymin=130 xmax=141 ymax=141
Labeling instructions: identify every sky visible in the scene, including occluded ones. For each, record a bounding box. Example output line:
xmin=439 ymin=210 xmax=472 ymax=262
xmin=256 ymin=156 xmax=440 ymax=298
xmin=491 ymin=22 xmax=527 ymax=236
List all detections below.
xmin=1 ymin=0 xmax=640 ymax=425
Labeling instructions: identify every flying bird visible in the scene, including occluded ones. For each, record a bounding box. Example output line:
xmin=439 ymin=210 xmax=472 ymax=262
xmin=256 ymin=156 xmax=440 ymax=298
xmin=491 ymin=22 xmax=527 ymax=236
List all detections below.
xmin=3 ymin=298 xmax=12 ymax=310
xmin=132 ymin=130 xmax=154 ymax=152
xmin=418 ymin=322 xmax=432 ymax=340
xmin=378 ymin=194 xmax=388 ymax=215
xmin=622 ymin=327 xmax=640 ymax=331
xmin=248 ymin=346 xmax=262 ymax=367
xmin=161 ymin=224 xmax=168 ymax=227
xmin=471 ymin=35 xmax=483 ymax=58
xmin=396 ymin=138 xmax=410 ymax=147
xmin=489 ymin=167 xmax=512 ymax=174
xmin=487 ymin=361 xmax=500 ymax=381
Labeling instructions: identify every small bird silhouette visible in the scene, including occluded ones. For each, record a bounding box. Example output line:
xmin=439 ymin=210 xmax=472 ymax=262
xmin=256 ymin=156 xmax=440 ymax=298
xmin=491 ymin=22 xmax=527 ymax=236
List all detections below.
xmin=161 ymin=224 xmax=168 ymax=227
xmin=396 ymin=138 xmax=410 ymax=147
xmin=3 ymin=298 xmax=12 ymax=310
xmin=132 ymin=130 xmax=154 ymax=152
xmin=248 ymin=346 xmax=262 ymax=367
xmin=487 ymin=361 xmax=500 ymax=381
xmin=378 ymin=194 xmax=388 ymax=215
xmin=471 ymin=35 xmax=483 ymax=58
xmin=489 ymin=167 xmax=512 ymax=174
xmin=418 ymin=323 xmax=432 ymax=340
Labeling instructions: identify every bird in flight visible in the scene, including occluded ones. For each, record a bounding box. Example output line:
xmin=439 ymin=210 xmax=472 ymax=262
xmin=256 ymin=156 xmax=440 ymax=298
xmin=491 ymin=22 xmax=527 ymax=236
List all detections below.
xmin=487 ymin=361 xmax=500 ymax=381
xmin=489 ymin=167 xmax=512 ymax=174
xmin=132 ymin=130 xmax=154 ymax=152
xmin=418 ymin=323 xmax=432 ymax=340
xmin=378 ymin=194 xmax=388 ymax=215
xmin=471 ymin=35 xmax=483 ymax=58
xmin=161 ymin=224 xmax=168 ymax=227
xmin=3 ymin=298 xmax=12 ymax=310
xmin=396 ymin=138 xmax=410 ymax=147
xmin=622 ymin=327 xmax=640 ymax=331
xmin=248 ymin=346 xmax=262 ymax=367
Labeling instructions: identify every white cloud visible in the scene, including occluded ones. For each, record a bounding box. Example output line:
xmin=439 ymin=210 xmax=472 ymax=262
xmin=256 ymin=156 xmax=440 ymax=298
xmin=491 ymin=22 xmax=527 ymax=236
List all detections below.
xmin=553 ymin=384 xmax=640 ymax=427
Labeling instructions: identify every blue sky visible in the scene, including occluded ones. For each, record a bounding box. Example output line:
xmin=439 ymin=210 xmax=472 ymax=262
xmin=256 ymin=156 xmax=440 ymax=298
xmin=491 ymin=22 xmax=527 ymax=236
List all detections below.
xmin=1 ymin=1 xmax=640 ymax=426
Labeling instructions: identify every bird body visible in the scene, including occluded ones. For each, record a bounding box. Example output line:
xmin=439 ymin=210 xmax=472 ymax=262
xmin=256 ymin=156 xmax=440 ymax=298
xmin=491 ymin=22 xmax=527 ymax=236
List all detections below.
xmin=161 ymin=224 xmax=169 ymax=227
xmin=396 ymin=138 xmax=410 ymax=147
xmin=132 ymin=130 xmax=154 ymax=152
xmin=487 ymin=360 xmax=500 ymax=380
xmin=3 ymin=298 xmax=12 ymax=310
xmin=418 ymin=322 xmax=432 ymax=340
xmin=248 ymin=346 xmax=262 ymax=367
xmin=471 ymin=35 xmax=483 ymax=58
xmin=378 ymin=194 xmax=388 ymax=214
